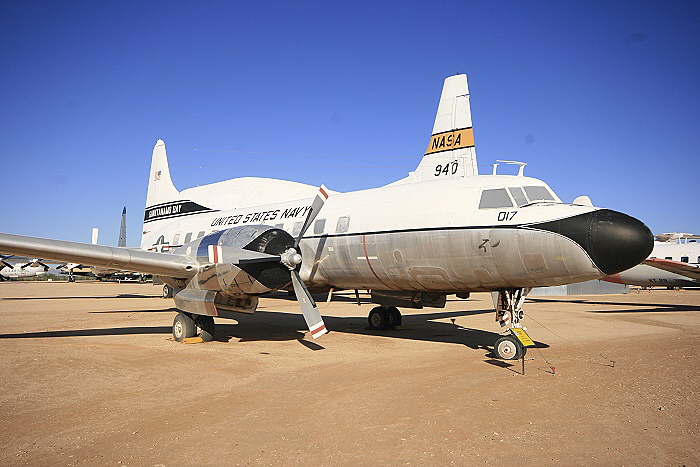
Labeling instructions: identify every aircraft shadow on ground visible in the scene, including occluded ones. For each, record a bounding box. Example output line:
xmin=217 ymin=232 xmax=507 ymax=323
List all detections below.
xmin=527 ymin=297 xmax=699 ymax=313
xmin=213 ymin=307 xmax=548 ymax=358
xmin=89 ymin=307 xmax=177 ymax=314
xmin=0 ymin=304 xmax=547 ymax=360
xmin=0 ymin=326 xmax=172 ymax=339
xmin=0 ymin=294 xmax=159 ymax=301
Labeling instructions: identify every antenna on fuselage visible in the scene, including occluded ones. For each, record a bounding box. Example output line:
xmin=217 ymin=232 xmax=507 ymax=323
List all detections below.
xmin=495 ymin=160 xmax=527 ymax=176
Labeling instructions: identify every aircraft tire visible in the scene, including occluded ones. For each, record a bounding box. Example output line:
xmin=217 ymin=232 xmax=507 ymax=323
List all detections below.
xmin=196 ymin=315 xmax=215 ymax=342
xmin=162 ymin=284 xmax=173 ymax=299
xmin=494 ymin=336 xmax=525 ymax=360
xmin=387 ymin=306 xmax=402 ymax=327
xmin=368 ymin=306 xmax=391 ymax=330
xmin=173 ymin=312 xmax=197 ymax=342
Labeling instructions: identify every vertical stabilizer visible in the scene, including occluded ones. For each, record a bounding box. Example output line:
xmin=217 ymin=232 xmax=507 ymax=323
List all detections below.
xmin=145 ymin=139 xmax=180 ymax=208
xmin=413 ymin=74 xmax=478 ymax=180
xmin=142 ymin=139 xmax=182 ymax=248
xmin=118 ymin=207 xmax=127 ymax=247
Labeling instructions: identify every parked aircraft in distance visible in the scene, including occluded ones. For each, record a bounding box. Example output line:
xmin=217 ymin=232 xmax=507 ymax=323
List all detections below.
xmin=0 ymin=74 xmax=654 ymax=359
xmin=0 ymin=256 xmax=49 ymax=281
xmin=604 ymin=234 xmax=700 ymax=288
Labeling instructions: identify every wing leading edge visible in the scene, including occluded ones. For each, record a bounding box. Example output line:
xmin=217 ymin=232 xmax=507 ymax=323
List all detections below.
xmin=0 ymin=233 xmax=198 ymax=278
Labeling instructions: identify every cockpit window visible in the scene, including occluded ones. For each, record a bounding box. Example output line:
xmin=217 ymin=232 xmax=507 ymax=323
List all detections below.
xmin=508 ymin=187 xmax=528 ymax=207
xmin=479 ymin=189 xmax=514 ymax=209
xmin=524 ymin=186 xmax=555 ymax=202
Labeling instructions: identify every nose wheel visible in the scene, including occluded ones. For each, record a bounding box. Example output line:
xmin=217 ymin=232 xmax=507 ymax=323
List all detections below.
xmin=494 ymin=335 xmax=526 ymax=360
xmin=493 ymin=288 xmax=533 ymax=360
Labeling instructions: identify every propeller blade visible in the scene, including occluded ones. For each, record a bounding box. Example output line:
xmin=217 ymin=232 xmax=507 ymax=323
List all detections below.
xmin=236 ymin=254 xmax=282 ymax=266
xmin=294 ymin=185 xmax=329 ymax=248
xmin=1 ymin=261 xmax=13 ymax=269
xmin=291 ymin=269 xmax=327 ymax=339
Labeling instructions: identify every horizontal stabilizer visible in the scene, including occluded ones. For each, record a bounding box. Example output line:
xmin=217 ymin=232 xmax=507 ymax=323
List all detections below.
xmin=0 ymin=233 xmax=198 ymax=278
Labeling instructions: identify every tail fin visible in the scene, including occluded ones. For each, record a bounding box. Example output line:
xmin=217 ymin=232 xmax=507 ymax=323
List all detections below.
xmin=142 ymin=140 xmax=182 ymax=247
xmin=413 ymin=74 xmax=478 ymax=180
xmin=146 ymin=139 xmax=180 ymax=208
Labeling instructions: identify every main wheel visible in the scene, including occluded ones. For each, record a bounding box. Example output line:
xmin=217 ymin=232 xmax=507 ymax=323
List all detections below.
xmin=173 ymin=312 xmax=197 ymax=342
xmin=387 ymin=306 xmax=402 ymax=328
xmin=196 ymin=315 xmax=215 ymax=342
xmin=368 ymin=306 xmax=391 ymax=330
xmin=162 ymin=284 xmax=173 ymax=299
xmin=494 ymin=336 xmax=526 ymax=360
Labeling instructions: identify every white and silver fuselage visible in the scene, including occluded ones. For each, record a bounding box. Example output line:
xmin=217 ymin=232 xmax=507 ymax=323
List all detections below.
xmin=141 ymin=174 xmax=652 ymax=293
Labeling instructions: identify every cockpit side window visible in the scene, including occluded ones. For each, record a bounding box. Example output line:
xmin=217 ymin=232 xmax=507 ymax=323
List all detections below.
xmin=508 ymin=187 xmax=528 ymax=207
xmin=524 ymin=186 xmax=555 ymax=202
xmin=479 ymin=189 xmax=514 ymax=209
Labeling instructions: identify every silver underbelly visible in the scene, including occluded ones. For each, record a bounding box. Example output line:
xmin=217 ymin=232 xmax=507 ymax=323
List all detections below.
xmin=299 ymin=228 xmax=601 ymax=292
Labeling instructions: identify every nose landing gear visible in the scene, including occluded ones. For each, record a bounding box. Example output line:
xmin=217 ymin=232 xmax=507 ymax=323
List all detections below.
xmin=493 ymin=288 xmax=533 ymax=360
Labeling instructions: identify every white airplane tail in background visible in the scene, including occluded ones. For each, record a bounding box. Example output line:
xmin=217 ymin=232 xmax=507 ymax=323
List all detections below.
xmin=146 ymin=139 xmax=181 ymax=208
xmin=142 ymin=139 xmax=216 ymax=248
xmin=411 ymin=74 xmax=478 ymax=181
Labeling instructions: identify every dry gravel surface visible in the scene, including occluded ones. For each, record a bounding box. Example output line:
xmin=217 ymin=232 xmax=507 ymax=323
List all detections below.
xmin=0 ymin=281 xmax=698 ymax=466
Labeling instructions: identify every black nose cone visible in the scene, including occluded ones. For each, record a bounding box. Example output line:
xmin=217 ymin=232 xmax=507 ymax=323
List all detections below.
xmin=586 ymin=210 xmax=653 ymax=274
xmin=530 ymin=209 xmax=653 ymax=275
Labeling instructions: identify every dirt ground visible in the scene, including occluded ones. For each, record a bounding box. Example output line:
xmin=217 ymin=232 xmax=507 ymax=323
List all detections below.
xmin=0 ymin=281 xmax=698 ymax=466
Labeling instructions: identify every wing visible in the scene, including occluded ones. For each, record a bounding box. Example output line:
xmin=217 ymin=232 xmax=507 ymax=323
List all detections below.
xmin=0 ymin=233 xmax=198 ymax=278
xmin=643 ymin=258 xmax=700 ymax=282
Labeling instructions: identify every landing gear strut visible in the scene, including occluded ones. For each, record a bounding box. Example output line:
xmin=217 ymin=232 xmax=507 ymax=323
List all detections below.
xmin=493 ymin=288 xmax=531 ymax=360
xmin=368 ymin=306 xmax=402 ymax=330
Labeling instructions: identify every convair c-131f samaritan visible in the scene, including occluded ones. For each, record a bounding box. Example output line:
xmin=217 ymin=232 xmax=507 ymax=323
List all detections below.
xmin=0 ymin=74 xmax=653 ymax=359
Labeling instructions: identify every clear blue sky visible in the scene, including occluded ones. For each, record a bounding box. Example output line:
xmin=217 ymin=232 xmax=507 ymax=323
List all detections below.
xmin=1 ymin=0 xmax=698 ymax=245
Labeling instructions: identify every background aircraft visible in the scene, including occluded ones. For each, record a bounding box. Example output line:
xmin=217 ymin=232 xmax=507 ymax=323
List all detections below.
xmin=0 ymin=256 xmax=49 ymax=281
xmin=0 ymin=75 xmax=653 ymax=360
xmin=604 ymin=234 xmax=700 ymax=288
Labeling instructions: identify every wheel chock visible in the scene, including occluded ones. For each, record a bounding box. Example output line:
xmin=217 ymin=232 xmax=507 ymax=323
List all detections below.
xmin=182 ymin=337 xmax=204 ymax=344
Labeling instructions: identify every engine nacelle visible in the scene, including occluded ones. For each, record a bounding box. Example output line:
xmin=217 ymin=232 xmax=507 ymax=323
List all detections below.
xmin=170 ymin=225 xmax=296 ymax=302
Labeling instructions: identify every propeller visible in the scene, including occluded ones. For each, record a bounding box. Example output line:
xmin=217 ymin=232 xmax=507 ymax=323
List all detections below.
xmin=22 ymin=259 xmax=50 ymax=270
xmin=288 ymin=185 xmax=329 ymax=338
xmin=294 ymin=185 xmax=329 ymax=249
xmin=238 ymin=185 xmax=329 ymax=338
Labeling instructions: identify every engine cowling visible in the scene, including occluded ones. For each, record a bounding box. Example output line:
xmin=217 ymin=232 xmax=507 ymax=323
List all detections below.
xmin=171 ymin=225 xmax=296 ymax=298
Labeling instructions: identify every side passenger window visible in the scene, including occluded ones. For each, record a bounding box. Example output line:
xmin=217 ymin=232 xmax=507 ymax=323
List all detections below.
xmin=336 ymin=216 xmax=350 ymax=233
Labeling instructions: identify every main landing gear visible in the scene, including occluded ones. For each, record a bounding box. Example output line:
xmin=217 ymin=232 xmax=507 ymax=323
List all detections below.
xmin=172 ymin=312 xmax=215 ymax=342
xmin=367 ymin=306 xmax=402 ymax=330
xmin=493 ymin=288 xmax=530 ymax=360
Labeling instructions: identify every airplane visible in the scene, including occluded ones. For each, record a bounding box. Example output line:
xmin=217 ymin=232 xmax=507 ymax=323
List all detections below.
xmin=0 ymin=74 xmax=654 ymax=359
xmin=604 ymin=234 xmax=700 ymax=288
xmin=0 ymin=256 xmax=49 ymax=281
